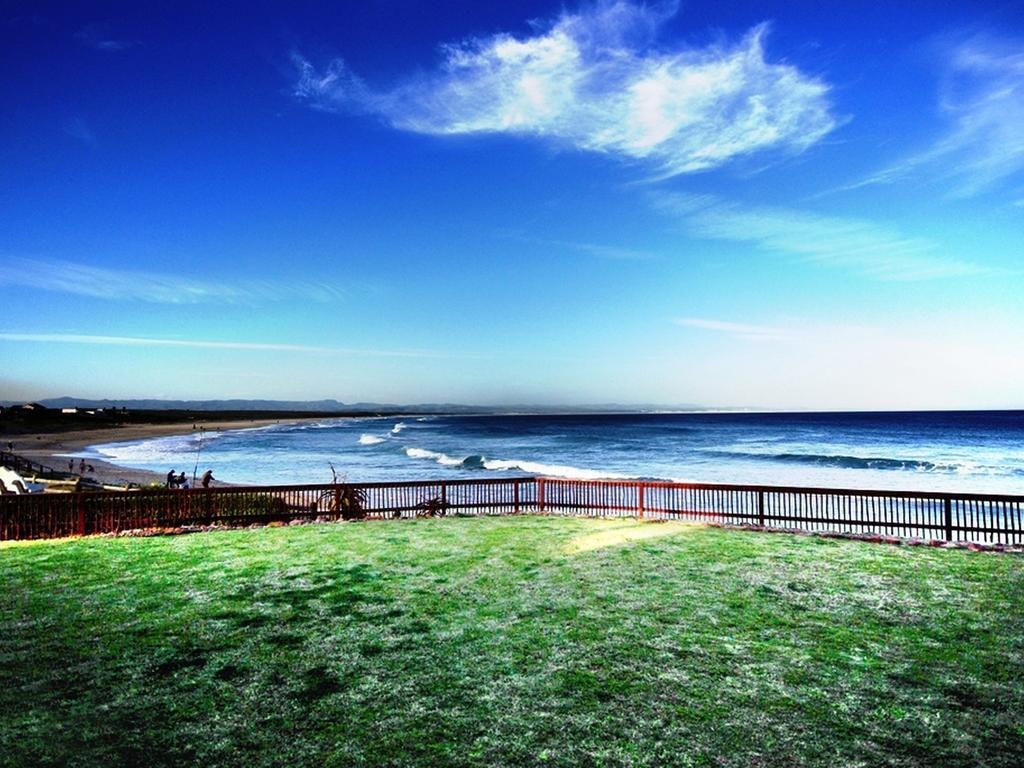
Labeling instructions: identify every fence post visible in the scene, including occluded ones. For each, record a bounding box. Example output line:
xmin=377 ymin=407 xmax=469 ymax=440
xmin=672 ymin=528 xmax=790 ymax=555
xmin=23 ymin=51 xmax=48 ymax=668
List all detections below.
xmin=537 ymin=477 xmax=545 ymax=513
xmin=76 ymin=493 xmax=87 ymax=536
xmin=514 ymin=480 xmax=520 ymax=514
xmin=440 ymin=481 xmax=447 ymax=513
xmin=944 ymin=498 xmax=953 ymax=541
xmin=637 ymin=483 xmax=645 ymax=520
xmin=758 ymin=490 xmax=765 ymax=527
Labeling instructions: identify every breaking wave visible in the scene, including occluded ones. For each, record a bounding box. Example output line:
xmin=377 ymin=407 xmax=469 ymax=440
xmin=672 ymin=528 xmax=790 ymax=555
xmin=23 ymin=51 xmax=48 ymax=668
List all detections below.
xmin=391 ymin=422 xmax=406 ymax=434
xmin=712 ymin=450 xmax=966 ymax=473
xmin=358 ymin=434 xmax=385 ymax=445
xmin=403 ymin=446 xmax=628 ymax=480
xmin=404 ymin=447 xmax=465 ymax=466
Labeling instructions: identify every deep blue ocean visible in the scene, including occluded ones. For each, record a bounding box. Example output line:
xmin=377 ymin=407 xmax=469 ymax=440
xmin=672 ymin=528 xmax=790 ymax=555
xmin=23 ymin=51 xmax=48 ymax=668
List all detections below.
xmin=80 ymin=411 xmax=1024 ymax=494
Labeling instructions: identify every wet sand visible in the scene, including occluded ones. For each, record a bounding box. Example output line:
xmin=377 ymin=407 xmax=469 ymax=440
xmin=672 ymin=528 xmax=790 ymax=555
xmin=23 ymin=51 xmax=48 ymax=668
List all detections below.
xmin=1 ymin=418 xmax=315 ymax=488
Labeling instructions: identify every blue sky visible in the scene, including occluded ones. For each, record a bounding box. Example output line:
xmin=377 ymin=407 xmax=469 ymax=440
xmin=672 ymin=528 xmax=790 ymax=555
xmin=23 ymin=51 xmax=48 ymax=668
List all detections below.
xmin=2 ymin=1 xmax=1022 ymax=409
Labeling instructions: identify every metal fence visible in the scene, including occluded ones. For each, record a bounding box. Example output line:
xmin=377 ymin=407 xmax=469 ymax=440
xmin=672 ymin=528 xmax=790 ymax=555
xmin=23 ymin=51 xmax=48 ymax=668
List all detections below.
xmin=2 ymin=475 xmax=1023 ymax=545
xmin=0 ymin=449 xmax=57 ymax=478
xmin=0 ymin=478 xmax=533 ymax=541
xmin=537 ymin=478 xmax=1024 ymax=545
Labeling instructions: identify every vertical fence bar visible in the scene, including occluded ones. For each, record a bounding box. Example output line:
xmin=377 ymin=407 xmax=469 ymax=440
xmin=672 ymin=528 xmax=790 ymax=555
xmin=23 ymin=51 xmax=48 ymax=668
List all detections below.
xmin=2 ymin=479 xmax=1023 ymax=545
xmin=76 ymin=494 xmax=86 ymax=536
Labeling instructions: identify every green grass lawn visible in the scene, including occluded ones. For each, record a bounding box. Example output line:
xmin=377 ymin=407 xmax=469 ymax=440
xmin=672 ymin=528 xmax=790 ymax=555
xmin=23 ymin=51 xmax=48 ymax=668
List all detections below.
xmin=2 ymin=516 xmax=1023 ymax=768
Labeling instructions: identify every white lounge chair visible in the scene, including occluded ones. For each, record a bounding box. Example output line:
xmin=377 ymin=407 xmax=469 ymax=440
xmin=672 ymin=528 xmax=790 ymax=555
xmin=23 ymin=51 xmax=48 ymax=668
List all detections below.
xmin=0 ymin=466 xmax=45 ymax=494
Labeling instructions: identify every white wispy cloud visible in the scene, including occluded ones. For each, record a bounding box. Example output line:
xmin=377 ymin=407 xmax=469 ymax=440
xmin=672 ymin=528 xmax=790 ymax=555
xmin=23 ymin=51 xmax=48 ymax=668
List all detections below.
xmin=654 ymin=192 xmax=989 ymax=281
xmin=293 ymin=1 xmax=836 ymax=177
xmin=673 ymin=317 xmax=791 ymax=342
xmin=0 ymin=333 xmax=438 ymax=358
xmin=75 ymin=23 xmax=138 ymax=52
xmin=501 ymin=232 xmax=657 ymax=260
xmin=64 ymin=117 xmax=96 ymax=147
xmin=851 ymin=33 xmax=1024 ymax=198
xmin=0 ymin=257 xmax=344 ymax=305
xmin=565 ymin=241 xmax=655 ymax=260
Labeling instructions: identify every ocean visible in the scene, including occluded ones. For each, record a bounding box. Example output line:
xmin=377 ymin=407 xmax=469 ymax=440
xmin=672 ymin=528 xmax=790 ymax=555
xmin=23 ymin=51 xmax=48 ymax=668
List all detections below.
xmin=80 ymin=411 xmax=1024 ymax=494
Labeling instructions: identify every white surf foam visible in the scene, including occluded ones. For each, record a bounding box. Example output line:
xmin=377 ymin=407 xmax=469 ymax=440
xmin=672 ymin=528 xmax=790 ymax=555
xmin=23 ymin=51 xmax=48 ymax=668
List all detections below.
xmin=403 ymin=446 xmax=629 ymax=480
xmin=358 ymin=434 xmax=385 ymax=445
xmin=481 ymin=457 xmax=628 ymax=480
xmin=404 ymin=447 xmax=465 ymax=466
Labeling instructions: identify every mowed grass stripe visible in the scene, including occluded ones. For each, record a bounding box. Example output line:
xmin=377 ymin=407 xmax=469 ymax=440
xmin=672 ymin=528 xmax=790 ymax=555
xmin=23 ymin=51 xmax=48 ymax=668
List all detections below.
xmin=1 ymin=516 xmax=1023 ymax=767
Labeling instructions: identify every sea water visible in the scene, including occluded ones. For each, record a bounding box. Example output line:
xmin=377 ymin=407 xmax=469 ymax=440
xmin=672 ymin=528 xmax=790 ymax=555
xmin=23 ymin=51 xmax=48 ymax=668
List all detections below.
xmin=81 ymin=411 xmax=1024 ymax=494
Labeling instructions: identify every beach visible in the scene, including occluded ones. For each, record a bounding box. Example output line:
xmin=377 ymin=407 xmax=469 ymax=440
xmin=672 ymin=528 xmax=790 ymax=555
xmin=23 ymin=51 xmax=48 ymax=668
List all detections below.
xmin=0 ymin=418 xmax=316 ymax=488
xmin=19 ymin=410 xmax=1018 ymax=494
xmin=6 ymin=410 xmax=1024 ymax=494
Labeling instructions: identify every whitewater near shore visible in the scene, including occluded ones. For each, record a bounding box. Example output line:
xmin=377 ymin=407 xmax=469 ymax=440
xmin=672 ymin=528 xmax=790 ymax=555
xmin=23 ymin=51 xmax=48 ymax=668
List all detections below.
xmin=1 ymin=418 xmax=318 ymax=488
xmin=49 ymin=410 xmax=1024 ymax=495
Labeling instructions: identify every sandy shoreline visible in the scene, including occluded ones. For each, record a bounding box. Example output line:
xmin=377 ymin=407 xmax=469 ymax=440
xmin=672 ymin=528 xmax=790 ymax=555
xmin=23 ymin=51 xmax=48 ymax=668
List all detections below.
xmin=1 ymin=418 xmax=319 ymax=488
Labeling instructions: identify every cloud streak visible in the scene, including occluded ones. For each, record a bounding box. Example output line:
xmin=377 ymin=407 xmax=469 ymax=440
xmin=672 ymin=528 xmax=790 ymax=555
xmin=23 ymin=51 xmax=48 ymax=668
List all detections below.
xmin=654 ymin=192 xmax=990 ymax=281
xmin=852 ymin=33 xmax=1024 ymax=198
xmin=0 ymin=333 xmax=438 ymax=358
xmin=0 ymin=257 xmax=345 ymax=305
xmin=673 ymin=317 xmax=791 ymax=342
xmin=501 ymin=232 xmax=657 ymax=260
xmin=63 ymin=117 xmax=96 ymax=147
xmin=293 ymin=1 xmax=836 ymax=177
xmin=75 ymin=23 xmax=138 ymax=52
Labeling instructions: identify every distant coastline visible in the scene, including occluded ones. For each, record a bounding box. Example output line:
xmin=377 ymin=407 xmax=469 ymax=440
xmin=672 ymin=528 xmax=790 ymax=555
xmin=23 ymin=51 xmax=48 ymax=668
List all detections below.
xmin=0 ymin=415 xmax=343 ymax=488
xmin=24 ymin=409 xmax=1021 ymax=495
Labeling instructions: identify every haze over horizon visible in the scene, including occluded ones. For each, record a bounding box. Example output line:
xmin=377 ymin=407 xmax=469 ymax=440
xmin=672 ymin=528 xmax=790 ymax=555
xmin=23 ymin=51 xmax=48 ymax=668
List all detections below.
xmin=3 ymin=1 xmax=1023 ymax=410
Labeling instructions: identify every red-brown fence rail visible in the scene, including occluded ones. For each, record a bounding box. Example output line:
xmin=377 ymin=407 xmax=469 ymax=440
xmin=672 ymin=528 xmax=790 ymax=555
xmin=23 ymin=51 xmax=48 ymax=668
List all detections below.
xmin=2 ymin=476 xmax=1023 ymax=545
xmin=0 ymin=478 xmax=534 ymax=541
xmin=537 ymin=478 xmax=1024 ymax=545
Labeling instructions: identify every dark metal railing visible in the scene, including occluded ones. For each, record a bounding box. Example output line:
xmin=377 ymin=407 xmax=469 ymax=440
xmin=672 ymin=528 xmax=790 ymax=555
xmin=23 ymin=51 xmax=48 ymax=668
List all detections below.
xmin=0 ymin=450 xmax=58 ymax=478
xmin=0 ymin=478 xmax=533 ymax=541
xmin=536 ymin=478 xmax=1024 ymax=545
xmin=1 ymin=475 xmax=1022 ymax=545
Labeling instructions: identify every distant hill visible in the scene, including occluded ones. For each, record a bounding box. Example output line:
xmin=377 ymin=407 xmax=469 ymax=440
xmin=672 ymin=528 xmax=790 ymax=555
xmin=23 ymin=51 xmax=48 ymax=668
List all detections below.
xmin=33 ymin=397 xmax=405 ymax=413
xmin=3 ymin=397 xmax=708 ymax=414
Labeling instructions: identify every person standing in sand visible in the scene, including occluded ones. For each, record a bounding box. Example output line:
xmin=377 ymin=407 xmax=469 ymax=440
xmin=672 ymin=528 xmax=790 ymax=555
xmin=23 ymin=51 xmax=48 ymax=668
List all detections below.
xmin=201 ymin=469 xmax=214 ymax=488
xmin=166 ymin=469 xmax=177 ymax=489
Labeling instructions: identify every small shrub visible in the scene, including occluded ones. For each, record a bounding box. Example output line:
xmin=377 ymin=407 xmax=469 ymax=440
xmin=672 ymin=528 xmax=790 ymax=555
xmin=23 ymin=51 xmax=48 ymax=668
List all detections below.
xmin=415 ymin=496 xmax=449 ymax=518
xmin=338 ymin=486 xmax=367 ymax=521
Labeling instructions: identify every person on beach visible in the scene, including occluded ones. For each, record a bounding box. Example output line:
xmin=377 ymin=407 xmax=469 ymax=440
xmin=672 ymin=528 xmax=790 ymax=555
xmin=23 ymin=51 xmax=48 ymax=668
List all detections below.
xmin=177 ymin=471 xmax=188 ymax=489
xmin=166 ymin=469 xmax=177 ymax=489
xmin=201 ymin=469 xmax=214 ymax=488
xmin=79 ymin=458 xmax=86 ymax=474
xmin=69 ymin=460 xmax=74 ymax=473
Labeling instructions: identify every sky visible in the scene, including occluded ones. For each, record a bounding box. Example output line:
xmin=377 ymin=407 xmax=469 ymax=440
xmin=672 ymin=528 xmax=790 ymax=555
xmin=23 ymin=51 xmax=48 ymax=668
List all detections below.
xmin=1 ymin=0 xmax=1023 ymax=410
